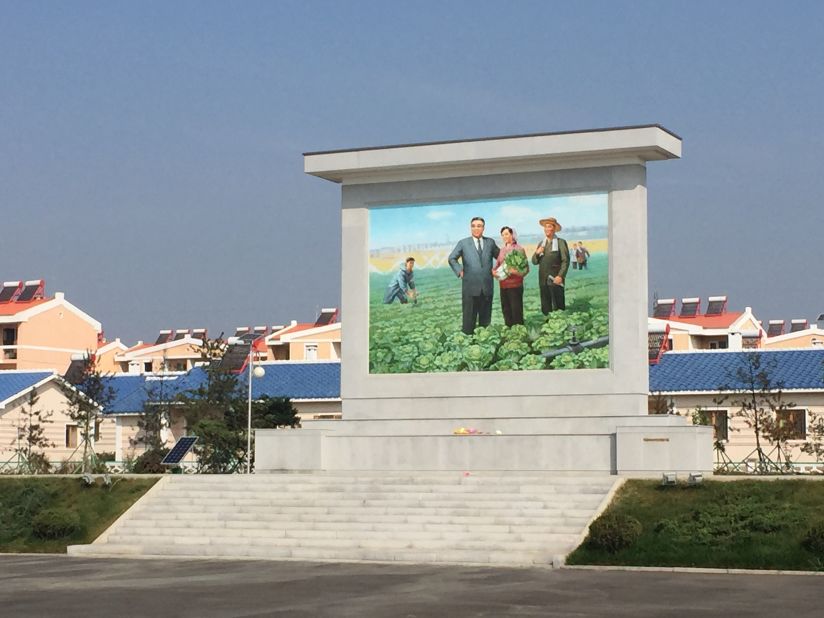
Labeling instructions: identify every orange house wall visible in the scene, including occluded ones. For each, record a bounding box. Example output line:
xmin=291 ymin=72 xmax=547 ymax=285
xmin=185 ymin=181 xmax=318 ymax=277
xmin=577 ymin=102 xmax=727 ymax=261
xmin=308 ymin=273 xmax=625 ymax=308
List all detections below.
xmin=15 ymin=306 xmax=99 ymax=373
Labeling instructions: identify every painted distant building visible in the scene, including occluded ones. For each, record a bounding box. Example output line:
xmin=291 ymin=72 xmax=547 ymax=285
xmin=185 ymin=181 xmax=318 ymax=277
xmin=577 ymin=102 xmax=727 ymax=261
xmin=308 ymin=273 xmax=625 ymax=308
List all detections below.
xmin=0 ymin=280 xmax=102 ymax=373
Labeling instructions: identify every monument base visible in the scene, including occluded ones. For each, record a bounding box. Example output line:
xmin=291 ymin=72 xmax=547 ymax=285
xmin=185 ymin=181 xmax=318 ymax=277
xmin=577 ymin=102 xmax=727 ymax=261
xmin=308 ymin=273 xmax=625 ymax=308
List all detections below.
xmin=255 ymin=415 xmax=712 ymax=477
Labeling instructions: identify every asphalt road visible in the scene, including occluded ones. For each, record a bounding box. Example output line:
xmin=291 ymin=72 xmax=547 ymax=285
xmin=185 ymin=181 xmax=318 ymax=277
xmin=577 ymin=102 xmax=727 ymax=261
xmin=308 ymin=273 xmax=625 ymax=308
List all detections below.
xmin=1 ymin=555 xmax=821 ymax=617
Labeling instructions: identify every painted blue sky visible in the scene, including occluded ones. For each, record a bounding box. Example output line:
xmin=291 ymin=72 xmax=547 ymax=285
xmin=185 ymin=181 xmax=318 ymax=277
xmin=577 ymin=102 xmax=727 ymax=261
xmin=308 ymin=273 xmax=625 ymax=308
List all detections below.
xmin=2 ymin=1 xmax=823 ymax=344
xmin=370 ymin=194 xmax=608 ymax=250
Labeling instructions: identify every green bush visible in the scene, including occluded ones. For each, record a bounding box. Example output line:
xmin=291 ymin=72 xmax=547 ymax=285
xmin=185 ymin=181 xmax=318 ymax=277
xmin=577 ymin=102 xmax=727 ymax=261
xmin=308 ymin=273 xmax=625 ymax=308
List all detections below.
xmin=32 ymin=508 xmax=82 ymax=539
xmin=132 ymin=448 xmax=170 ymax=474
xmin=24 ymin=452 xmax=52 ymax=475
xmin=586 ymin=513 xmax=642 ymax=553
xmin=802 ymin=521 xmax=824 ymax=555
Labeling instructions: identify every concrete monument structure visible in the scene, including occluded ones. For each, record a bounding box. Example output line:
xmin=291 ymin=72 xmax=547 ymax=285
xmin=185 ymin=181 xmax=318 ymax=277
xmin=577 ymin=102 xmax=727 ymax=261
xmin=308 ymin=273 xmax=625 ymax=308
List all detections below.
xmin=256 ymin=125 xmax=712 ymax=475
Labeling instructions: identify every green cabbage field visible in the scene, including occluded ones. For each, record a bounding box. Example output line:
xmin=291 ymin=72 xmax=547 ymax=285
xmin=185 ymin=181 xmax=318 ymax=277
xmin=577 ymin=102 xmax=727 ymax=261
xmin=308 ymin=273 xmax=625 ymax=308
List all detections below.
xmin=369 ymin=253 xmax=609 ymax=373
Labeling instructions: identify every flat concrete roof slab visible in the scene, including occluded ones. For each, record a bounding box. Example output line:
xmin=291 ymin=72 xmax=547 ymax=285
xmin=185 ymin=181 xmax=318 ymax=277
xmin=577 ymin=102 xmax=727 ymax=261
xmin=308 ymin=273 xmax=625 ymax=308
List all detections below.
xmin=304 ymin=124 xmax=681 ymax=184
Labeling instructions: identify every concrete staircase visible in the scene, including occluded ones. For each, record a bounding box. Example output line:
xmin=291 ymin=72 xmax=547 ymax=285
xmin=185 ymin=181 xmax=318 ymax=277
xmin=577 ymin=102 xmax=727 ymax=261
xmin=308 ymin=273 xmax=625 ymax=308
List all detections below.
xmin=68 ymin=472 xmax=621 ymax=567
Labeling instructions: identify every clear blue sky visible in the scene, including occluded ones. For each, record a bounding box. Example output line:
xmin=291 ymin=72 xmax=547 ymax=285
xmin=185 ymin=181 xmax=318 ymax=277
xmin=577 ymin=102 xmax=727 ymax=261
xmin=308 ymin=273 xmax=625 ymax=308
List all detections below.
xmin=2 ymin=1 xmax=822 ymax=343
xmin=370 ymin=194 xmax=608 ymax=250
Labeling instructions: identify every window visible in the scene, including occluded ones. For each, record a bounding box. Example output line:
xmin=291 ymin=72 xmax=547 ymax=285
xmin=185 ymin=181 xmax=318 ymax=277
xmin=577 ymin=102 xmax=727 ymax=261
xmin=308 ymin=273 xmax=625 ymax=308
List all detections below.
xmin=144 ymin=362 xmax=152 ymax=373
xmin=776 ymin=409 xmax=806 ymax=440
xmin=305 ymin=344 xmax=318 ymax=361
xmin=94 ymin=421 xmax=101 ymax=442
xmin=66 ymin=425 xmax=78 ymax=448
xmin=2 ymin=327 xmax=16 ymax=346
xmin=706 ymin=410 xmax=729 ymax=441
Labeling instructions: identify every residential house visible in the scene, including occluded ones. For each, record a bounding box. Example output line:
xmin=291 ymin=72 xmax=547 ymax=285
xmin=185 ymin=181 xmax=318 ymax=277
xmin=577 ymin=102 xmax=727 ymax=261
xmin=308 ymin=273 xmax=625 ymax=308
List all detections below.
xmin=0 ymin=370 xmax=116 ymax=470
xmin=0 ymin=280 xmax=102 ymax=373
xmin=111 ymin=329 xmax=208 ymax=374
xmin=101 ymin=360 xmax=341 ymax=462
xmin=762 ymin=316 xmax=824 ymax=350
xmin=650 ymin=296 xmax=765 ymax=352
xmin=649 ymin=349 xmax=824 ymax=471
xmin=263 ymin=308 xmax=340 ymax=361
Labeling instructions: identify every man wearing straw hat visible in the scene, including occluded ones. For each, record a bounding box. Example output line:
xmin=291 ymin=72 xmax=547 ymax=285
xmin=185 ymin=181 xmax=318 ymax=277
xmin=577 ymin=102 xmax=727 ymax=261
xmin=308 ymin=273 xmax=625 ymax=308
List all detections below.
xmin=532 ymin=217 xmax=570 ymax=314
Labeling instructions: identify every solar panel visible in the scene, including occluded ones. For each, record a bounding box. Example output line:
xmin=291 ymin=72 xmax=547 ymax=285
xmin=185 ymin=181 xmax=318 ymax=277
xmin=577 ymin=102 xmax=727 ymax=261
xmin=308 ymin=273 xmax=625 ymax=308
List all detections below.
xmin=679 ymin=298 xmax=700 ymax=318
xmin=174 ymin=329 xmax=189 ymax=340
xmin=790 ymin=320 xmax=808 ymax=333
xmin=64 ymin=358 xmax=88 ymax=384
xmin=705 ymin=296 xmax=727 ymax=316
xmin=653 ymin=299 xmax=675 ymax=319
xmin=155 ymin=330 xmax=173 ymax=345
xmin=648 ymin=325 xmax=669 ymax=364
xmin=767 ymin=320 xmax=785 ymax=337
xmin=215 ymin=342 xmax=252 ymax=372
xmin=315 ymin=308 xmax=338 ymax=326
xmin=0 ymin=281 xmax=21 ymax=302
xmin=234 ymin=327 xmax=250 ymax=338
xmin=16 ymin=280 xmax=43 ymax=302
xmin=161 ymin=436 xmax=198 ymax=465
xmin=191 ymin=328 xmax=207 ymax=340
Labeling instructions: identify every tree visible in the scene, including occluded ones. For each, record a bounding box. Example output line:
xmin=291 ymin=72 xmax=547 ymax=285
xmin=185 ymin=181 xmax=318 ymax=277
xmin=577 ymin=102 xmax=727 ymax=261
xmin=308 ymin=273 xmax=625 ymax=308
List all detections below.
xmin=716 ymin=351 xmax=793 ymax=474
xmin=648 ymin=391 xmax=674 ymax=415
xmin=177 ymin=334 xmax=247 ymax=473
xmin=801 ymin=412 xmax=824 ymax=463
xmin=253 ymin=397 xmax=301 ymax=429
xmin=12 ymin=388 xmax=54 ymax=474
xmin=63 ymin=354 xmax=114 ymax=474
xmin=133 ymin=377 xmax=170 ymax=453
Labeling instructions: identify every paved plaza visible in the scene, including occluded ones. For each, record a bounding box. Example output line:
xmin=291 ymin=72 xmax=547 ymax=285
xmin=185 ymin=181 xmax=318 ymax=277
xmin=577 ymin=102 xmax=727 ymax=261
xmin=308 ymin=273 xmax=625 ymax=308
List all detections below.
xmin=1 ymin=555 xmax=821 ymax=617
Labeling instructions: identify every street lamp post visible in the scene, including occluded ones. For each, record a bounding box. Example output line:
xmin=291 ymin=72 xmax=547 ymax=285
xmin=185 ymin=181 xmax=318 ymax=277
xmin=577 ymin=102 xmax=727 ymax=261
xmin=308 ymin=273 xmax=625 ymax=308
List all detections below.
xmin=246 ymin=341 xmax=265 ymax=474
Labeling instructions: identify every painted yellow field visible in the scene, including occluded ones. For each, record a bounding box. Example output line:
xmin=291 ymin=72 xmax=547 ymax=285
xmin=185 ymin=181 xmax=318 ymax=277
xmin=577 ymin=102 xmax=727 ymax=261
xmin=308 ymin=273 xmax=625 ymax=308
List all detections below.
xmin=370 ymin=238 xmax=608 ymax=274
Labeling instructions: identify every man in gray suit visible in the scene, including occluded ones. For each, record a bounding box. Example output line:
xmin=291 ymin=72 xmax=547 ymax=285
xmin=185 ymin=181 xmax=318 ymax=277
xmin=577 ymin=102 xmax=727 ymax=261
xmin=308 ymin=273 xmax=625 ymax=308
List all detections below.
xmin=448 ymin=217 xmax=500 ymax=335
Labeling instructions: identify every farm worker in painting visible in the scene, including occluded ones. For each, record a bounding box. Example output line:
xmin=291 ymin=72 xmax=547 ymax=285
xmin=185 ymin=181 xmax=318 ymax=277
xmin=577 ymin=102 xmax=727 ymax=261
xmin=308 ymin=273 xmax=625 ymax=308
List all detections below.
xmin=383 ymin=257 xmax=417 ymax=304
xmin=532 ymin=217 xmax=569 ymax=314
xmin=575 ymin=242 xmax=590 ymax=270
xmin=448 ymin=216 xmax=500 ymax=334
xmin=493 ymin=226 xmax=529 ymax=327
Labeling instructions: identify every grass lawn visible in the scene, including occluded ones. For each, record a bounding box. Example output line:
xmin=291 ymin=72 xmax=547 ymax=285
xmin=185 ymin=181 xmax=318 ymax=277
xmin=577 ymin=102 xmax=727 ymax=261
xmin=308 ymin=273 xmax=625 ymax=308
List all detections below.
xmin=566 ymin=479 xmax=824 ymax=571
xmin=0 ymin=476 xmax=158 ymax=553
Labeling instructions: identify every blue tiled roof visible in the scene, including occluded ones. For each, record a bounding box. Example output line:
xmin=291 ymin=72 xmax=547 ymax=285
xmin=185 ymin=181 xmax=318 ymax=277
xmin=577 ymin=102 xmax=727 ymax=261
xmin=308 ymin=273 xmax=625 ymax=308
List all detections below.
xmin=650 ymin=350 xmax=824 ymax=393
xmin=102 ymin=362 xmax=341 ymax=414
xmin=246 ymin=362 xmax=341 ymax=400
xmin=0 ymin=371 xmax=55 ymax=406
xmin=103 ymin=373 xmax=192 ymax=414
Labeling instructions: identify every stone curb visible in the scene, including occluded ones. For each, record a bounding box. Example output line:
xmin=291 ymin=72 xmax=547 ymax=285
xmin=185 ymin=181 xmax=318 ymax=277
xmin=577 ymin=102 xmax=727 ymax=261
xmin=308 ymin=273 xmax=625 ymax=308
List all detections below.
xmin=562 ymin=564 xmax=824 ymax=576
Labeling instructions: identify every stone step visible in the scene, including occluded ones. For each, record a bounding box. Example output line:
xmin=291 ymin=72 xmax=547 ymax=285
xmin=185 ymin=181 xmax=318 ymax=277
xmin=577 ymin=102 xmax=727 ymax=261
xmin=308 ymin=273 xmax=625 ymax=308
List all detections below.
xmin=117 ymin=519 xmax=584 ymax=534
xmin=132 ymin=505 xmax=597 ymax=519
xmin=131 ymin=510 xmax=593 ymax=524
xmin=111 ymin=524 xmax=580 ymax=543
xmin=69 ymin=473 xmax=620 ymax=567
xmin=165 ymin=474 xmax=615 ymax=485
xmin=138 ymin=497 xmax=601 ymax=510
xmin=69 ymin=541 xmax=559 ymax=566
xmin=163 ymin=483 xmax=614 ymax=493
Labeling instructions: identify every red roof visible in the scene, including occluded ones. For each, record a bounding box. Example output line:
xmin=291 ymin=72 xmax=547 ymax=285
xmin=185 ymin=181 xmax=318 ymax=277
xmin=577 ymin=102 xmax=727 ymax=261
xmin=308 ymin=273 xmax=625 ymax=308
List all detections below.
xmin=667 ymin=312 xmax=743 ymax=329
xmin=0 ymin=298 xmax=51 ymax=316
xmin=125 ymin=343 xmax=153 ymax=353
xmin=268 ymin=323 xmax=315 ymax=341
